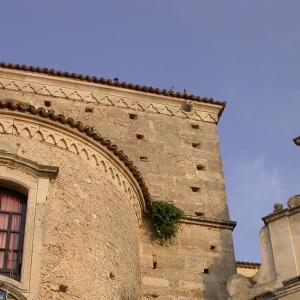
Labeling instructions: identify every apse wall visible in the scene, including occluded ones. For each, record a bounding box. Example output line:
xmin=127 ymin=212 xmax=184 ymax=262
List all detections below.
xmin=0 ymin=109 xmax=144 ymax=300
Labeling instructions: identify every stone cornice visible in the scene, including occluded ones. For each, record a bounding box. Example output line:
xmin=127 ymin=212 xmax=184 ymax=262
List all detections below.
xmin=0 ymin=67 xmax=224 ymax=123
xmin=0 ymin=62 xmax=225 ymax=106
xmin=180 ymin=215 xmax=237 ymax=231
xmin=254 ymin=276 xmax=300 ymax=299
xmin=262 ymin=206 xmax=300 ymax=225
xmin=236 ymin=261 xmax=261 ymax=269
xmin=0 ymin=151 xmax=59 ymax=179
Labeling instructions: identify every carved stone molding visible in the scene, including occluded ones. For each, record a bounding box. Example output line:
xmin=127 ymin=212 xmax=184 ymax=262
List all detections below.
xmin=0 ymin=151 xmax=59 ymax=179
xmin=0 ymin=112 xmax=145 ymax=225
xmin=0 ymin=77 xmax=219 ymax=123
xmin=0 ymin=278 xmax=27 ymax=300
xmin=180 ymin=215 xmax=236 ymax=231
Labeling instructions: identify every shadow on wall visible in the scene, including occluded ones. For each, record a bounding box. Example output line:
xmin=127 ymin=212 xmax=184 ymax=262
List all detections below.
xmin=140 ymin=209 xmax=236 ymax=300
xmin=201 ymin=209 xmax=236 ymax=300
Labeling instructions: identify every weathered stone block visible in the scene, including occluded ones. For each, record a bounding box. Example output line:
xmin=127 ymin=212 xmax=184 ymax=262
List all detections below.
xmin=142 ymin=277 xmax=170 ymax=288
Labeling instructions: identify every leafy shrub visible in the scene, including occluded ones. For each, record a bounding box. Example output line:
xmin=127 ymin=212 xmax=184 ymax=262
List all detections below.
xmin=150 ymin=201 xmax=184 ymax=241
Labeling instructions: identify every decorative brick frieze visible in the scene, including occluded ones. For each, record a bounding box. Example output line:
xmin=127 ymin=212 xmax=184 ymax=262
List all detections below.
xmin=0 ymin=71 xmax=221 ymax=123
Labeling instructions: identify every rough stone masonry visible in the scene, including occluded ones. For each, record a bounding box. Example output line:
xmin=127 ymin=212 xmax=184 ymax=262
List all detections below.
xmin=0 ymin=63 xmax=236 ymax=299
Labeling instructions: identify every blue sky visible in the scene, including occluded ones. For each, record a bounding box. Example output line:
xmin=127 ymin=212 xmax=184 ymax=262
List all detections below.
xmin=1 ymin=1 xmax=299 ymax=262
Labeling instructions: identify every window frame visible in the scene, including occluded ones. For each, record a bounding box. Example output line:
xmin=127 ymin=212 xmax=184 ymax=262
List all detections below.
xmin=0 ymin=188 xmax=27 ymax=281
xmin=0 ymin=152 xmax=58 ymax=299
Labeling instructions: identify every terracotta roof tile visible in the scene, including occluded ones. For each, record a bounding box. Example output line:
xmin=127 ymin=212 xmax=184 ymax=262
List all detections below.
xmin=236 ymin=261 xmax=261 ymax=269
xmin=0 ymin=62 xmax=226 ymax=114
xmin=0 ymin=100 xmax=150 ymax=208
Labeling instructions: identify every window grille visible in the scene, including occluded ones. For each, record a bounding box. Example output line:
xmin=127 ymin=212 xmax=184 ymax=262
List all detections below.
xmin=0 ymin=189 xmax=26 ymax=281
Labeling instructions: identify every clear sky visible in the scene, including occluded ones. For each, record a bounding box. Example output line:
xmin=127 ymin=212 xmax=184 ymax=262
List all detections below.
xmin=1 ymin=1 xmax=299 ymax=262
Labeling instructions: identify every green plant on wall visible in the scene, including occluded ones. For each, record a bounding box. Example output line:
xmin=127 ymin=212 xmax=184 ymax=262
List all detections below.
xmin=150 ymin=201 xmax=184 ymax=241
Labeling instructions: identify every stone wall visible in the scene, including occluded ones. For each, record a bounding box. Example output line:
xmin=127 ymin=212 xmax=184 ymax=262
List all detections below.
xmin=0 ymin=118 xmax=142 ymax=299
xmin=39 ymin=146 xmax=141 ymax=300
xmin=236 ymin=265 xmax=260 ymax=278
xmin=227 ymin=196 xmax=300 ymax=300
xmin=0 ymin=67 xmax=236 ymax=299
xmin=141 ymin=221 xmax=235 ymax=299
xmin=0 ymin=89 xmax=228 ymax=219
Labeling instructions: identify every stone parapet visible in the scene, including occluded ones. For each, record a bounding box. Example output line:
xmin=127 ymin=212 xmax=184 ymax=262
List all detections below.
xmin=228 ymin=196 xmax=300 ymax=300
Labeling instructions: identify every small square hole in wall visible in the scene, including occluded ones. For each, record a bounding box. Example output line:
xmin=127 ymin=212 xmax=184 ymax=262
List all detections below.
xmin=191 ymin=123 xmax=199 ymax=129
xmin=129 ymin=113 xmax=138 ymax=120
xmin=109 ymin=272 xmax=115 ymax=280
xmin=140 ymin=156 xmax=148 ymax=162
xmin=152 ymin=261 xmax=158 ymax=269
xmin=195 ymin=211 xmax=204 ymax=217
xmin=152 ymin=255 xmax=158 ymax=269
xmin=192 ymin=143 xmax=201 ymax=149
xmin=203 ymin=268 xmax=209 ymax=274
xmin=191 ymin=187 xmax=200 ymax=192
xmin=59 ymin=284 xmax=68 ymax=293
xmin=136 ymin=134 xmax=144 ymax=140
xmin=44 ymin=100 xmax=51 ymax=107
xmin=196 ymin=164 xmax=205 ymax=171
xmin=85 ymin=106 xmax=94 ymax=113
xmin=210 ymin=245 xmax=216 ymax=252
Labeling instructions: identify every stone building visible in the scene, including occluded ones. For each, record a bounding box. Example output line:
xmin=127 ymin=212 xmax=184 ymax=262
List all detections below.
xmin=0 ymin=62 xmax=237 ymax=299
xmin=236 ymin=262 xmax=260 ymax=279
xmin=228 ymin=196 xmax=300 ymax=300
xmin=1 ymin=62 xmax=298 ymax=300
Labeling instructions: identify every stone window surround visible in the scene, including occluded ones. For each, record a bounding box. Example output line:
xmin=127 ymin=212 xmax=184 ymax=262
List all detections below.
xmin=0 ymin=151 xmax=58 ymax=299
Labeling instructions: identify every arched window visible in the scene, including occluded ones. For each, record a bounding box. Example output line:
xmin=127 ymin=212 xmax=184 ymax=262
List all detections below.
xmin=0 ymin=188 xmax=26 ymax=282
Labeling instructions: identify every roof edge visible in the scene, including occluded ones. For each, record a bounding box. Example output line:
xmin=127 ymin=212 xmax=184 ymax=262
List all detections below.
xmin=0 ymin=62 xmax=226 ymax=109
xmin=236 ymin=261 xmax=261 ymax=269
